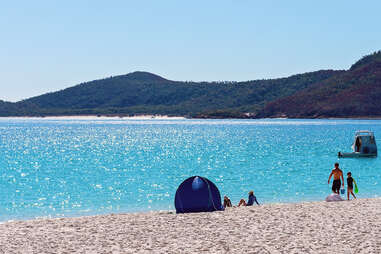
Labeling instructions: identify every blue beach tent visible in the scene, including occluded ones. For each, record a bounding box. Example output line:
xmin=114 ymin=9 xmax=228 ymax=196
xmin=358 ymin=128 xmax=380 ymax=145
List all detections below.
xmin=174 ymin=176 xmax=224 ymax=213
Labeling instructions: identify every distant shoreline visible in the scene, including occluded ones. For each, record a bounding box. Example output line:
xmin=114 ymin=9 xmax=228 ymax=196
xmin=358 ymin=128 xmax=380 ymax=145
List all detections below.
xmin=0 ymin=115 xmax=186 ymax=120
xmin=2 ymin=115 xmax=381 ymax=120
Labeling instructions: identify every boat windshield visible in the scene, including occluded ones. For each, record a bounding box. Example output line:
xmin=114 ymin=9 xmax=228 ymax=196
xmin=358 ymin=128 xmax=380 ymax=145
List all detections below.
xmin=355 ymin=131 xmax=374 ymax=137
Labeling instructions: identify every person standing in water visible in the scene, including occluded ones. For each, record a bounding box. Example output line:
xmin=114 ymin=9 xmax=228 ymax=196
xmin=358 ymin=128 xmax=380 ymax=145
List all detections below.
xmin=346 ymin=172 xmax=357 ymax=200
xmin=355 ymin=137 xmax=362 ymax=152
xmin=328 ymin=162 xmax=344 ymax=194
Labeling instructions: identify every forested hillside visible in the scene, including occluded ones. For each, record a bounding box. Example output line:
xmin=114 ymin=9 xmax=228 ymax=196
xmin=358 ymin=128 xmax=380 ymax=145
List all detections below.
xmin=0 ymin=70 xmax=339 ymax=117
xmin=258 ymin=51 xmax=381 ymax=118
xmin=1 ymin=51 xmax=380 ymax=118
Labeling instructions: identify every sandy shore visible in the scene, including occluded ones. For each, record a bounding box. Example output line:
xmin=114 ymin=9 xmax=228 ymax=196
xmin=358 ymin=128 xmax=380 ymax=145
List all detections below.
xmin=0 ymin=115 xmax=186 ymax=120
xmin=1 ymin=198 xmax=380 ymax=253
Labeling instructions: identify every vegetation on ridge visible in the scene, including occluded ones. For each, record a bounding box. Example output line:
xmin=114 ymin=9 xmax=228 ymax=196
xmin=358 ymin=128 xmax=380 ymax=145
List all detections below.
xmin=0 ymin=71 xmax=339 ymax=117
xmin=258 ymin=51 xmax=381 ymax=118
xmin=0 ymin=51 xmax=380 ymax=118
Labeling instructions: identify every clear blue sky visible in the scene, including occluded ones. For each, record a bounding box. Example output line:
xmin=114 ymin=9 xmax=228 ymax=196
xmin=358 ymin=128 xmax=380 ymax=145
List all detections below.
xmin=1 ymin=1 xmax=380 ymax=102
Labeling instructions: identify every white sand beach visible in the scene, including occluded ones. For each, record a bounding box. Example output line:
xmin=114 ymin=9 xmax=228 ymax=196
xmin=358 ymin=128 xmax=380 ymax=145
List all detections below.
xmin=0 ymin=115 xmax=186 ymax=120
xmin=0 ymin=198 xmax=380 ymax=253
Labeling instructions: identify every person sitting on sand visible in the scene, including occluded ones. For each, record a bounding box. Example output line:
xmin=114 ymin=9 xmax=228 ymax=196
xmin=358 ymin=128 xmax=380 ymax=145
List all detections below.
xmin=223 ymin=195 xmax=232 ymax=208
xmin=346 ymin=172 xmax=357 ymax=200
xmin=238 ymin=190 xmax=260 ymax=206
xmin=328 ymin=162 xmax=344 ymax=194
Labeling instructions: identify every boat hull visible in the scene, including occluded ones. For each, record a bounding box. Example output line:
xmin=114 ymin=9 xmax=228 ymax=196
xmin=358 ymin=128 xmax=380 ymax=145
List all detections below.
xmin=338 ymin=152 xmax=377 ymax=158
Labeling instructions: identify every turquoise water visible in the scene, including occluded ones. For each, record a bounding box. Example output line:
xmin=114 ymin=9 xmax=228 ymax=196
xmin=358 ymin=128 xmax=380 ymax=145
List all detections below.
xmin=0 ymin=118 xmax=381 ymax=221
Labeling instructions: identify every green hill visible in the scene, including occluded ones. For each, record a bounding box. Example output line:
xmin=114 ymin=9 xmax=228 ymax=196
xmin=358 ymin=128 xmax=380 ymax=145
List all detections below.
xmin=1 ymin=51 xmax=380 ymax=118
xmin=258 ymin=51 xmax=381 ymax=118
xmin=0 ymin=70 xmax=338 ymax=117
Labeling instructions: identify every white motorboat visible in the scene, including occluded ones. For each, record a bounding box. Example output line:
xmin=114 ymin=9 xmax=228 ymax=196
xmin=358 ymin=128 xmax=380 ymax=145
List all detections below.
xmin=338 ymin=130 xmax=377 ymax=158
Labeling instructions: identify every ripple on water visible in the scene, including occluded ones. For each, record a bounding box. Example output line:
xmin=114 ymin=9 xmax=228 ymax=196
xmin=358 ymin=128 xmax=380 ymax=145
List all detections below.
xmin=0 ymin=118 xmax=380 ymax=220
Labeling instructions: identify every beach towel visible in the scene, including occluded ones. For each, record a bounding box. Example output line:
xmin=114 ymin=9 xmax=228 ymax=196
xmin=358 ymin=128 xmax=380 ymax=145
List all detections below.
xmin=325 ymin=193 xmax=344 ymax=202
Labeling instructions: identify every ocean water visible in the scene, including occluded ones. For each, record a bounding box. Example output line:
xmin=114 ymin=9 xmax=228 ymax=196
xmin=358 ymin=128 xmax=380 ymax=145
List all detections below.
xmin=0 ymin=118 xmax=381 ymax=221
